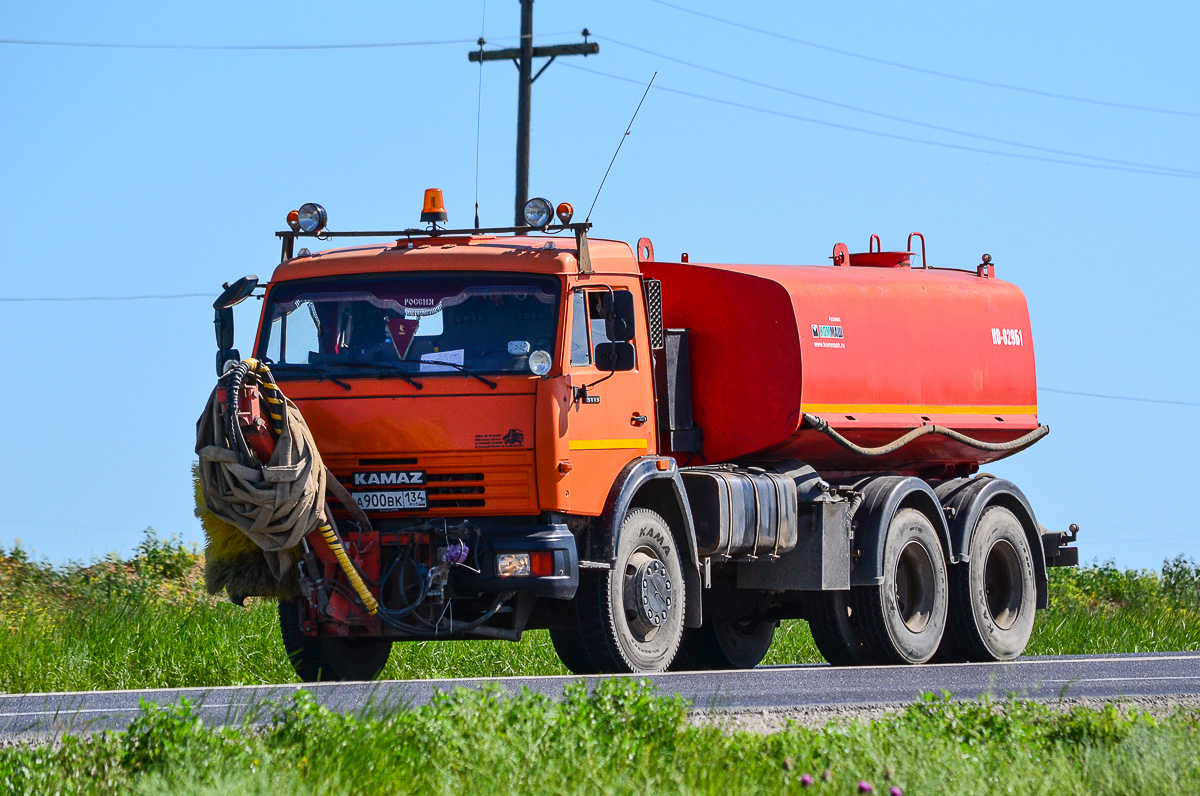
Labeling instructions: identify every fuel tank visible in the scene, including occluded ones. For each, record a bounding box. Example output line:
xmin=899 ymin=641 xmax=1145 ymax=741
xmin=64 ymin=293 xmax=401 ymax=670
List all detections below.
xmin=641 ymin=254 xmax=1039 ymax=475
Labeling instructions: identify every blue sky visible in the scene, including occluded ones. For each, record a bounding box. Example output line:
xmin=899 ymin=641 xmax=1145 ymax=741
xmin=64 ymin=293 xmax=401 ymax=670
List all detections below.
xmin=2 ymin=1 xmax=1197 ymax=569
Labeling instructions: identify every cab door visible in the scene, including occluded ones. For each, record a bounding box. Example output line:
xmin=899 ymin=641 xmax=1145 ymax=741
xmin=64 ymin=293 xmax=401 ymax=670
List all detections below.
xmin=563 ymin=280 xmax=657 ymax=515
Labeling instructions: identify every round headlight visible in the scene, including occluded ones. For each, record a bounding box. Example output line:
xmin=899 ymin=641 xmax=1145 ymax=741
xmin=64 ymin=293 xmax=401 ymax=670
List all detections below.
xmin=523 ymin=197 xmax=553 ymax=229
xmin=297 ymin=203 xmax=328 ymax=234
xmin=528 ymin=349 xmax=552 ymax=376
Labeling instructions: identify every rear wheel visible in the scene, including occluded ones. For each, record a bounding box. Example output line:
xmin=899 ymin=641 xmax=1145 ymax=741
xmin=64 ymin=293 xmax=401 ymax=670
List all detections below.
xmin=942 ymin=507 xmax=1036 ymax=661
xmin=278 ymin=599 xmax=393 ymax=682
xmin=574 ymin=508 xmax=686 ymax=673
xmin=851 ymin=508 xmax=948 ymax=665
xmin=807 ymin=590 xmax=874 ymax=666
xmin=674 ymin=619 xmax=776 ymax=670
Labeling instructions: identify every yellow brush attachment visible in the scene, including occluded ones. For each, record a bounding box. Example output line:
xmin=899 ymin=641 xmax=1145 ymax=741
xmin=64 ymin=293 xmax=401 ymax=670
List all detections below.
xmin=193 ymin=461 xmax=299 ymax=600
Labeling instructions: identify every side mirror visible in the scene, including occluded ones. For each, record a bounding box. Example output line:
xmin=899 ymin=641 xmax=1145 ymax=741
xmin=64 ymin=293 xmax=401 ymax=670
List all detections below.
xmin=214 ymin=306 xmax=240 ymax=375
xmin=595 ymin=341 xmax=635 ymax=372
xmin=215 ymin=348 xmax=240 ymax=376
xmin=605 ymin=290 xmax=637 ymax=343
xmin=214 ymin=306 xmax=235 ymax=350
xmin=213 ymin=276 xmax=257 ymax=376
xmin=214 ymin=275 xmax=259 ymax=310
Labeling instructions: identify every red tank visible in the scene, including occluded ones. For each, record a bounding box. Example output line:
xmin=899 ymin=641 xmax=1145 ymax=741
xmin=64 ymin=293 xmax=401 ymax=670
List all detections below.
xmin=641 ymin=247 xmax=1039 ymax=475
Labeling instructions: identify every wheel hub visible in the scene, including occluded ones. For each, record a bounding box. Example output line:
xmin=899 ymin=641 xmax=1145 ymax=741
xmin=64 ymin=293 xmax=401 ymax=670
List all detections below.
xmin=636 ymin=559 xmax=673 ymax=626
xmin=624 ymin=551 xmax=675 ymax=639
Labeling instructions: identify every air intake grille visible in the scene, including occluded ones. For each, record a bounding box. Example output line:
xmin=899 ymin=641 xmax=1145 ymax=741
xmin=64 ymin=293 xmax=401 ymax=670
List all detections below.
xmin=644 ymin=278 xmax=664 ymax=349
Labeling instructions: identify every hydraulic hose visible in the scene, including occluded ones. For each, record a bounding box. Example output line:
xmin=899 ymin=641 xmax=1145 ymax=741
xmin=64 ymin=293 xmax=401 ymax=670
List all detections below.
xmin=802 ymin=413 xmax=1049 ymax=457
xmin=317 ymin=523 xmax=379 ymax=615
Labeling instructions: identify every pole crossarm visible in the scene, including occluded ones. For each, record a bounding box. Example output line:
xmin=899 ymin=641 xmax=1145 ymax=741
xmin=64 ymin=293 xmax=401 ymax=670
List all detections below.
xmin=469 ymin=41 xmax=599 ymax=62
xmin=471 ymin=1 xmax=599 ymax=225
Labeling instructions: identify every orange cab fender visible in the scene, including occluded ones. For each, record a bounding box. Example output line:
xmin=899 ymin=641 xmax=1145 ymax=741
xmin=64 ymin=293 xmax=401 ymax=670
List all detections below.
xmin=600 ymin=456 xmax=703 ymax=629
xmin=934 ymin=476 xmax=1049 ymax=609
xmin=847 ymin=476 xmax=953 ymax=589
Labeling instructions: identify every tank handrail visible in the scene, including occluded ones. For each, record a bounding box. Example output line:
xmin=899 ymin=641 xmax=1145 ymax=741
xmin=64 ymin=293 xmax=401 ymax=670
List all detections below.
xmin=869 ymin=234 xmax=881 ymax=253
xmin=908 ymin=232 xmax=927 ymax=269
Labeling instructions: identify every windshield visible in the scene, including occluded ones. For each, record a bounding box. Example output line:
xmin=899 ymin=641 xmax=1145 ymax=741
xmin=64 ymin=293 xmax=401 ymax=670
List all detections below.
xmin=258 ymin=272 xmax=561 ymax=378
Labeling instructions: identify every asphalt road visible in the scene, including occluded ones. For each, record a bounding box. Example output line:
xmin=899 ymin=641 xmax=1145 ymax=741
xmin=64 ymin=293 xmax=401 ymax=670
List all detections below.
xmin=2 ymin=651 xmax=1197 ymax=738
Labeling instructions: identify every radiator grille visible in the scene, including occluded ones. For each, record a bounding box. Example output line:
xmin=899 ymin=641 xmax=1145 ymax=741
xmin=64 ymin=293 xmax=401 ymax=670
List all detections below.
xmin=339 ymin=453 xmax=535 ymax=514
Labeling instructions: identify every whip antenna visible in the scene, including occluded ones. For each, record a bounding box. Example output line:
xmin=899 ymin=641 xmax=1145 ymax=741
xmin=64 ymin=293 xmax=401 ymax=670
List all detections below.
xmin=586 ymin=71 xmax=656 ymax=222
xmin=474 ymin=1 xmax=487 ymax=229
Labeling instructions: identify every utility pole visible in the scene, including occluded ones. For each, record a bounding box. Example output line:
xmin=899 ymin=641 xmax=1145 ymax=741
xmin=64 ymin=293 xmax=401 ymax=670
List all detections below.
xmin=469 ymin=1 xmax=599 ymax=225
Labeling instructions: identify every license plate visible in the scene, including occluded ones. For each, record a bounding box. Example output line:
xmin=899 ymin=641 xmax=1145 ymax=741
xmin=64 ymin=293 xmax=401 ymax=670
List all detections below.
xmin=352 ymin=490 xmax=428 ymax=511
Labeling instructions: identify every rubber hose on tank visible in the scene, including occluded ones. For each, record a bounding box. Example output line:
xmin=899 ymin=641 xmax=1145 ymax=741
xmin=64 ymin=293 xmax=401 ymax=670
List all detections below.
xmin=802 ymin=413 xmax=1049 ymax=457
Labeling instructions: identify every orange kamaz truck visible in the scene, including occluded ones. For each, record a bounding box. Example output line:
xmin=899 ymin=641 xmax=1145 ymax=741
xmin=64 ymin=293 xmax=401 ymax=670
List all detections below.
xmin=206 ymin=192 xmax=1077 ymax=680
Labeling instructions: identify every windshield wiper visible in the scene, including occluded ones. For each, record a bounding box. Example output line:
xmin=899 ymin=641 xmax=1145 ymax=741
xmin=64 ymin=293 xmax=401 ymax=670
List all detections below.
xmin=318 ymin=362 xmax=424 ymax=390
xmin=266 ymin=363 xmax=352 ymax=391
xmin=410 ymin=360 xmax=498 ymax=389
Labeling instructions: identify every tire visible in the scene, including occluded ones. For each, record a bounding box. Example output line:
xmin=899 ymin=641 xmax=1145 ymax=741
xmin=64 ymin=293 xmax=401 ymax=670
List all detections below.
xmin=549 ymin=600 xmax=599 ymax=675
xmin=807 ymin=590 xmax=875 ymax=666
xmin=278 ymin=599 xmax=393 ymax=682
xmin=673 ymin=619 xmax=776 ymax=670
xmin=851 ymin=508 xmax=948 ymax=665
xmin=942 ymin=506 xmax=1037 ymax=662
xmin=574 ymin=508 xmax=687 ymax=673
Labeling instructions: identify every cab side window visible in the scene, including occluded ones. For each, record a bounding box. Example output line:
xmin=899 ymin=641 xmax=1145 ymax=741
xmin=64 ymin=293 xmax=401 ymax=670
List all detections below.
xmin=571 ymin=288 xmax=636 ymax=368
xmin=588 ymin=292 xmax=613 ymax=351
xmin=570 ymin=290 xmax=591 ymax=366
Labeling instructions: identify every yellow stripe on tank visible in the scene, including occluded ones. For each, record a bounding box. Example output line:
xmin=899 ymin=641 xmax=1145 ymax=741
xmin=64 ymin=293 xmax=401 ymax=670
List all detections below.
xmin=569 ymin=439 xmax=649 ymax=451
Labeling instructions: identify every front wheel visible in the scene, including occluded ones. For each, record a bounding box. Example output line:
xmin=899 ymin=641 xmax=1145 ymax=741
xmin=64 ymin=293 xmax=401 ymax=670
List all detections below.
xmin=278 ymin=599 xmax=393 ymax=682
xmin=573 ymin=508 xmax=687 ymax=673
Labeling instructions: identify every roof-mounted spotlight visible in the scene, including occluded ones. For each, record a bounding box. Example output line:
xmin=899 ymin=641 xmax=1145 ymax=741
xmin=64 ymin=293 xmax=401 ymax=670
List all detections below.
xmin=523 ymin=197 xmax=553 ymax=229
xmin=297 ymin=203 xmax=327 ymax=234
xmin=421 ymin=188 xmax=448 ymax=224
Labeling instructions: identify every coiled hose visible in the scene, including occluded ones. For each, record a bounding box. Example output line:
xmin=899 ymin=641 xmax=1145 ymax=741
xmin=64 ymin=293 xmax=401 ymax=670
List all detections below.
xmin=196 ymin=358 xmax=378 ymax=615
xmin=802 ymin=413 xmax=1049 ymax=457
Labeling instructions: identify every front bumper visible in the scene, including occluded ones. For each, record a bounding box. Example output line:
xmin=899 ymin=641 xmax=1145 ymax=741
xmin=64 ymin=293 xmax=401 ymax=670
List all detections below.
xmin=455 ymin=523 xmax=579 ymax=600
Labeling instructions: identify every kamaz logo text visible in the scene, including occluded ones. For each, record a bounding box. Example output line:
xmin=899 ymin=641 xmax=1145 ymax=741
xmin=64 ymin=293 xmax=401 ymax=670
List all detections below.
xmin=353 ymin=471 xmax=426 ymax=486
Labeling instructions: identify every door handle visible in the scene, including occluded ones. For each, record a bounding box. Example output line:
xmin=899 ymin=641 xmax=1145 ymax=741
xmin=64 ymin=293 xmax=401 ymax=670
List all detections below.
xmin=631 ymin=413 xmax=648 ymax=426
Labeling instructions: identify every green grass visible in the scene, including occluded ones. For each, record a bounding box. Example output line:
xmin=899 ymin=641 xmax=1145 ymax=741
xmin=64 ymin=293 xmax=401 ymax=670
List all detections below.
xmin=3 ymin=680 xmax=1199 ymax=795
xmin=1 ymin=529 xmax=1198 ymax=692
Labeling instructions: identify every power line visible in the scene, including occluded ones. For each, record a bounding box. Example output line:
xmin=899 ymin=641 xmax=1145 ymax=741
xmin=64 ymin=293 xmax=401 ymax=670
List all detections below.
xmin=563 ymin=62 xmax=1200 ymax=180
xmin=0 ymin=37 xmax=476 ymax=51
xmin=601 ymin=37 xmax=1200 ymax=179
xmin=647 ymin=0 xmax=1200 ymax=120
xmin=0 ymin=293 xmax=211 ymax=302
xmin=0 ymin=31 xmax=579 ymax=51
xmin=1039 ymin=387 xmax=1200 ymax=407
